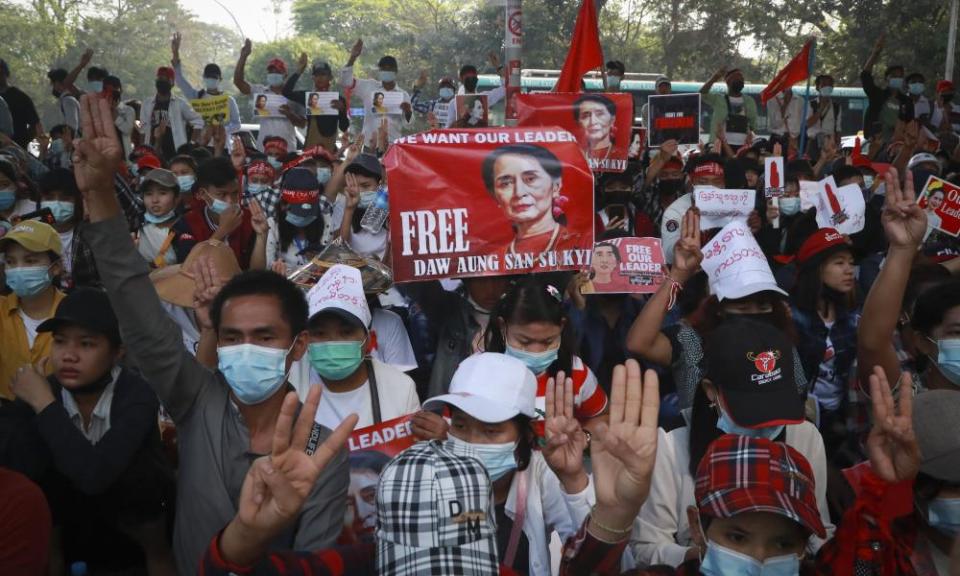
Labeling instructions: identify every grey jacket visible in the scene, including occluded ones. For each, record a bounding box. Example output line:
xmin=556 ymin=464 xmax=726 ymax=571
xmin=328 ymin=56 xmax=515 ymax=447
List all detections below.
xmin=83 ymin=215 xmax=348 ymax=575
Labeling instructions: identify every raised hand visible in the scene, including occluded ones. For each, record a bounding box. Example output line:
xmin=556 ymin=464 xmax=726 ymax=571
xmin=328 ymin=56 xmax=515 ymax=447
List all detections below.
xmin=881 ymin=167 xmax=927 ymax=249
xmin=171 ymin=32 xmax=182 ymax=61
xmin=349 ymin=38 xmax=364 ymax=61
xmin=672 ymin=207 xmax=702 ymax=281
xmin=344 ymin=172 xmax=361 ymax=209
xmin=222 ymin=387 xmax=358 ymax=565
xmin=80 ymin=47 xmax=94 ymax=68
xmin=543 ymin=371 xmax=589 ymax=493
xmin=249 ymin=198 xmax=269 ymax=236
xmin=74 ymin=94 xmax=122 ymax=200
xmin=240 ymin=38 xmax=252 ymax=59
xmin=865 ymin=366 xmax=920 ymax=483
xmin=229 ymin=135 xmax=246 ymax=171
xmin=589 ymin=360 xmax=659 ymax=533
xmin=298 ymin=52 xmax=309 ymax=73
xmin=192 ymin=256 xmax=222 ymax=332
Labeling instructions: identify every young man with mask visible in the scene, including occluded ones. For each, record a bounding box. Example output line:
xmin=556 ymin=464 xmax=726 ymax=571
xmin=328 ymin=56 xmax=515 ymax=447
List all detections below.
xmin=235 ymin=39 xmax=304 ymax=151
xmin=767 ymin=88 xmax=807 ymax=153
xmin=860 ymin=36 xmax=913 ymax=140
xmin=0 ymin=221 xmax=64 ymax=401
xmin=298 ymin=264 xmax=419 ymax=430
xmin=340 ymin=38 xmax=413 ymax=145
xmin=9 ymin=287 xmax=174 ymax=574
xmin=906 ymin=72 xmax=931 ymax=122
xmin=701 ymin=67 xmax=757 ymax=150
xmin=73 ymin=92 xmax=351 ymax=576
xmin=283 ymin=55 xmax=349 ymax=153
xmin=449 ymin=60 xmax=506 ymax=128
xmin=605 ymin=60 xmax=626 ymax=92
xmin=141 ymin=66 xmax=204 ymax=161
xmin=172 ymin=156 xmax=268 ymax=270
xmin=410 ymin=74 xmax=458 ymax=128
xmin=47 ymin=68 xmax=80 ymax=133
xmin=806 ymin=74 xmax=842 ymax=161
xmin=170 ymin=32 xmax=242 ymax=139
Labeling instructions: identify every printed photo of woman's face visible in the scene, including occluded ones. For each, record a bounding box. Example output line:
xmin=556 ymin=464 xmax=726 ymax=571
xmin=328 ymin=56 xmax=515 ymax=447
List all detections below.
xmin=491 ymin=152 xmax=560 ymax=225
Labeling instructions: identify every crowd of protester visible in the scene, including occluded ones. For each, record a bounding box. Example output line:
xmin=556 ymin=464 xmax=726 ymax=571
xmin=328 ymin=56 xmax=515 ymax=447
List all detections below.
xmin=0 ymin=29 xmax=959 ymax=576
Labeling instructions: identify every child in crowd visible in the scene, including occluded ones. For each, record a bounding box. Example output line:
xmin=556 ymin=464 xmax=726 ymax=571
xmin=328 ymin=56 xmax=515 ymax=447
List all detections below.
xmin=136 ymin=167 xmax=180 ymax=267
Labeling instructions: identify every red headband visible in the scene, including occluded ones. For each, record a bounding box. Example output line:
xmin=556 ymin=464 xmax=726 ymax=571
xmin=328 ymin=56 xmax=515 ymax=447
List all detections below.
xmin=281 ymin=189 xmax=319 ymax=204
xmin=247 ymin=160 xmax=276 ymax=180
xmin=692 ymin=162 xmax=724 ymax=179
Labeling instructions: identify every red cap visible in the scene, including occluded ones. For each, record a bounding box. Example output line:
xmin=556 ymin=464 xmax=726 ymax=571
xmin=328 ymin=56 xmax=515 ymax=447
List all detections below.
xmin=937 ymin=80 xmax=955 ymax=94
xmin=156 ymin=67 xmax=175 ymax=81
xmin=246 ymin=159 xmax=276 ymax=180
xmin=267 ymin=58 xmax=287 ymax=74
xmin=136 ymin=154 xmax=162 ymax=171
xmin=797 ymin=228 xmax=850 ymax=265
xmin=696 ymin=435 xmax=826 ymax=538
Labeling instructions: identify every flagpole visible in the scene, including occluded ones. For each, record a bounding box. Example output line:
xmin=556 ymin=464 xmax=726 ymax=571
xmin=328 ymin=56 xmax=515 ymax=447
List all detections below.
xmin=798 ymin=39 xmax=816 ymax=157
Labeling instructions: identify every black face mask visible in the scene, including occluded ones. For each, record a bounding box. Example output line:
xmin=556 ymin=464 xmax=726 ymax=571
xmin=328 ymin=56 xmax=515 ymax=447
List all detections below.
xmin=155 ymin=80 xmax=172 ymax=94
xmin=944 ymin=94 xmax=955 ymax=103
xmin=728 ymin=80 xmax=745 ymax=93
xmin=52 ymin=88 xmax=62 ymax=98
xmin=463 ymin=76 xmax=479 ymax=92
xmin=658 ymin=178 xmax=684 ymax=196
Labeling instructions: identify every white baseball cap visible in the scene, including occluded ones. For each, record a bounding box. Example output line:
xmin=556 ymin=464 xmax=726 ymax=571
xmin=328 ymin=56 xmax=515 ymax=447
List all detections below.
xmin=424 ymin=353 xmax=537 ymax=423
xmin=306 ymin=264 xmax=372 ymax=329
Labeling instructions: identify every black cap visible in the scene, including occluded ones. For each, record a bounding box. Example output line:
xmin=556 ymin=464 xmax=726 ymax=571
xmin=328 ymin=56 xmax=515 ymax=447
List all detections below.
xmin=702 ymin=317 xmax=803 ymax=428
xmin=312 ymin=61 xmax=333 ymax=76
xmin=346 ymin=153 xmax=383 ymax=180
xmin=38 ymin=287 xmax=121 ymax=345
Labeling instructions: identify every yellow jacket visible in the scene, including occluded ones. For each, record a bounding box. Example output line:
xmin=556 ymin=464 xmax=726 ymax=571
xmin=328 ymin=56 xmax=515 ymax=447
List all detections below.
xmin=0 ymin=290 xmax=64 ymax=400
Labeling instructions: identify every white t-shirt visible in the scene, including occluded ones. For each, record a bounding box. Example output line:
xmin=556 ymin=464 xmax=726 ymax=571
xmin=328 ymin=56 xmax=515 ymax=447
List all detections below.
xmin=370 ymin=308 xmax=417 ymax=372
xmin=19 ymin=309 xmax=43 ymax=348
xmin=331 ymin=196 xmax=388 ymax=259
xmin=137 ymin=223 xmax=177 ymax=266
xmin=292 ymin=357 xmax=420 ymax=429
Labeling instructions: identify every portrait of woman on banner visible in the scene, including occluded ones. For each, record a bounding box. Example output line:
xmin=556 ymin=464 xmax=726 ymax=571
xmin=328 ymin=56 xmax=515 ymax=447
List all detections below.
xmin=573 ymin=94 xmax=617 ymax=164
xmin=581 ymin=241 xmax=630 ymax=294
xmin=481 ymin=143 xmax=582 ymax=261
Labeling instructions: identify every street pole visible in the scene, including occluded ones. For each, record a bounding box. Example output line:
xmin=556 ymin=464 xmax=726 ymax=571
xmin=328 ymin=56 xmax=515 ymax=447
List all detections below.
xmin=948 ymin=0 xmax=958 ymax=80
xmin=504 ymin=0 xmax=523 ymax=126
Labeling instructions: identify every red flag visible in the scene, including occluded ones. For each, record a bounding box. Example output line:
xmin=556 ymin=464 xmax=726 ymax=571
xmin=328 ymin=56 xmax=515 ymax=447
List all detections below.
xmin=553 ymin=0 xmax=603 ymax=93
xmin=760 ymin=40 xmax=814 ymax=105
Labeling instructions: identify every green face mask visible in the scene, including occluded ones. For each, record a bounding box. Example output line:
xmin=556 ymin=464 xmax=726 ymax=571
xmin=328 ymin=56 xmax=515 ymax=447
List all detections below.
xmin=308 ymin=340 xmax=365 ymax=380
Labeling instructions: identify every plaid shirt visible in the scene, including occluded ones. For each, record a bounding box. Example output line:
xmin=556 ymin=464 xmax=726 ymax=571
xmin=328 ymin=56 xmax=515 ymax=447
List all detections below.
xmin=242 ymin=186 xmax=282 ymax=220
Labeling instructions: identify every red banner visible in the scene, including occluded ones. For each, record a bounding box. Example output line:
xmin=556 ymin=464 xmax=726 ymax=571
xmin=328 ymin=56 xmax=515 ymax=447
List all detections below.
xmin=581 ymin=237 xmax=667 ymax=294
xmin=385 ymin=127 xmax=595 ymax=282
xmin=516 ymin=92 xmax=634 ymax=173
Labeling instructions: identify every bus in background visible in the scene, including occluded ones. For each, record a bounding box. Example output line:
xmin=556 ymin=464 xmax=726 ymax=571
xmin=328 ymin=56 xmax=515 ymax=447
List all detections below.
xmin=476 ymin=70 xmax=868 ymax=137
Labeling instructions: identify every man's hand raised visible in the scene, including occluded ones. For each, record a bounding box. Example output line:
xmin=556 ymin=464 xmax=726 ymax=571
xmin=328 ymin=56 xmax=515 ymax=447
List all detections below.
xmin=74 ymin=94 xmax=122 ymax=221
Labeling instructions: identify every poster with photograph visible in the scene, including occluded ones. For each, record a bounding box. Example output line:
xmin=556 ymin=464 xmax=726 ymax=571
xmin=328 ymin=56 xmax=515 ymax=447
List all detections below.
xmin=628 ymin=126 xmax=647 ymax=161
xmin=252 ymin=92 xmax=287 ymax=117
xmin=453 ymin=94 xmax=489 ymax=127
xmin=305 ymin=91 xmax=340 ymax=116
xmin=580 ymin=237 xmax=666 ymax=294
xmin=190 ymin=95 xmax=230 ymax=126
xmin=516 ymin=92 xmax=634 ymax=172
xmin=918 ymin=176 xmax=960 ymax=237
xmin=386 ymin=127 xmax=595 ymax=282
xmin=370 ymin=91 xmax=404 ymax=115
xmin=646 ymin=93 xmax=701 ymax=146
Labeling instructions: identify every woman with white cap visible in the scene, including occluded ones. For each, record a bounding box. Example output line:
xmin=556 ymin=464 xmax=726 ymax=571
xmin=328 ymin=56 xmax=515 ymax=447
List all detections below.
xmin=423 ymin=352 xmax=595 ymax=576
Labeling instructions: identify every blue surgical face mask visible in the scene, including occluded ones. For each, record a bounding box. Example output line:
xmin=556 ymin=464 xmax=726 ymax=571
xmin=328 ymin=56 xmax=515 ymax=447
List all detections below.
xmin=6 ymin=265 xmax=53 ymax=298
xmin=446 ymin=434 xmax=518 ymax=481
xmin=316 ymin=168 xmax=331 ymax=185
xmin=439 ymin=87 xmax=455 ymax=100
xmin=379 ymin=70 xmax=396 ymax=83
xmin=177 ymin=175 xmax=195 ymax=192
xmin=203 ymin=77 xmax=220 ymax=91
xmin=504 ymin=342 xmax=559 ymax=375
xmin=247 ymin=182 xmax=268 ymax=195
xmin=701 ymin=540 xmax=800 ymax=576
xmin=929 ymin=337 xmax=960 ymax=386
xmin=818 ymin=86 xmax=833 ymax=97
xmin=266 ymin=73 xmax=284 ymax=87
xmin=358 ymin=190 xmax=379 ymax=209
xmin=779 ymin=197 xmax=801 ymax=216
xmin=717 ymin=406 xmax=785 ymax=440
xmin=908 ymin=82 xmax=925 ymax=96
xmin=863 ymin=175 xmax=874 ymax=190
xmin=41 ymin=200 xmax=75 ymax=224
xmin=217 ymin=342 xmax=293 ymax=405
xmin=308 ymin=340 xmax=365 ymax=381
xmin=49 ymin=139 xmax=65 ymax=156
xmin=208 ymin=197 xmax=231 ymax=215
xmin=285 ymin=211 xmax=317 ymax=229
xmin=267 ymin=157 xmax=283 ymax=170
xmin=927 ymin=497 xmax=960 ymax=537
xmin=607 ymin=75 xmax=622 ymax=90
xmin=888 ymin=77 xmax=904 ymax=91
xmin=0 ymin=186 xmax=16 ymax=211
xmin=88 ymin=80 xmax=103 ymax=93
xmin=144 ymin=210 xmax=176 ymax=224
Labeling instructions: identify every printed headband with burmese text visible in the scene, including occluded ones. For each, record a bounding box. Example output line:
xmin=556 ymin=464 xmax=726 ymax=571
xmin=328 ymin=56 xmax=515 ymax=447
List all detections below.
xmin=692 ymin=161 xmax=724 ymax=179
xmin=281 ymin=188 xmax=319 ymax=204
xmin=247 ymin=160 xmax=276 ymax=180
xmin=281 ymin=145 xmax=337 ymax=173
